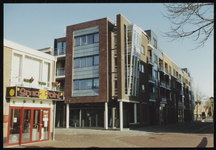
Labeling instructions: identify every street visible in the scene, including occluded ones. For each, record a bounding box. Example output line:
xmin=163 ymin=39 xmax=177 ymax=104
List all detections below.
xmin=8 ymin=120 xmax=214 ymax=148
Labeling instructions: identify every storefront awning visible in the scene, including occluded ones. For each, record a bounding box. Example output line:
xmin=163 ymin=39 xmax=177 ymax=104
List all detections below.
xmin=6 ymin=86 xmax=64 ymax=100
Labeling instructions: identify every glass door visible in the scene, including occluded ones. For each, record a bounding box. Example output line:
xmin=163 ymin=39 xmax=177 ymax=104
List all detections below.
xmin=32 ymin=110 xmax=40 ymax=141
xmin=41 ymin=110 xmax=49 ymax=140
xmin=8 ymin=108 xmax=21 ymax=145
xmin=21 ymin=109 xmax=31 ymax=143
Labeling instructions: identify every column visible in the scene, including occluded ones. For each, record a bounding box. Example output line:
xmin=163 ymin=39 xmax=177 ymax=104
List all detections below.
xmin=104 ymin=102 xmax=108 ymax=129
xmin=79 ymin=109 xmax=82 ymax=127
xmin=66 ymin=104 xmax=69 ymax=128
xmin=134 ymin=103 xmax=137 ymax=123
xmin=112 ymin=107 xmax=115 ymax=128
xmin=119 ymin=101 xmax=123 ymax=131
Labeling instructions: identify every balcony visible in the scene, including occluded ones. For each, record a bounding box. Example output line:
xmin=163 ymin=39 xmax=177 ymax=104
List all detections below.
xmin=161 ymin=96 xmax=167 ymax=103
xmin=149 ymin=93 xmax=157 ymax=102
xmin=177 ymin=78 xmax=181 ymax=83
xmin=165 ymin=82 xmax=171 ymax=90
xmin=158 ymin=65 xmax=165 ymax=73
xmin=53 ymin=47 xmax=66 ymax=56
xmin=178 ymin=101 xmax=185 ymax=107
xmin=56 ymin=68 xmax=65 ymax=78
xmin=180 ymin=90 xmax=183 ymax=95
xmin=148 ymin=74 xmax=156 ymax=84
xmin=147 ymin=39 xmax=154 ymax=50
xmin=165 ymin=69 xmax=170 ymax=76
xmin=160 ymin=80 xmax=166 ymax=89
xmin=148 ymin=57 xmax=154 ymax=65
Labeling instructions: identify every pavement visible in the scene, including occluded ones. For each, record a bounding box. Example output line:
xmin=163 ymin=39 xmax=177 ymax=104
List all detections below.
xmin=7 ymin=120 xmax=214 ymax=148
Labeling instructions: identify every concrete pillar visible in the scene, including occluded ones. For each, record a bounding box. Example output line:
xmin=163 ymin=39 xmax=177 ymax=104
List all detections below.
xmin=66 ymin=104 xmax=69 ymax=128
xmin=104 ymin=102 xmax=108 ymax=129
xmin=119 ymin=101 xmax=123 ymax=131
xmin=134 ymin=103 xmax=137 ymax=123
xmin=112 ymin=107 xmax=115 ymax=128
xmin=79 ymin=109 xmax=82 ymax=127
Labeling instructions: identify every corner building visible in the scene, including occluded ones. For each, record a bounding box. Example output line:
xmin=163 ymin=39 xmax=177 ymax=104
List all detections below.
xmin=53 ymin=14 xmax=195 ymax=130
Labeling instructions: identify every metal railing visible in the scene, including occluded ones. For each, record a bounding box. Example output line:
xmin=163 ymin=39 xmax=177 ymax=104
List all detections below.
xmin=161 ymin=96 xmax=167 ymax=102
xmin=148 ymin=57 xmax=154 ymax=65
xmin=160 ymin=80 xmax=166 ymax=87
xmin=159 ymin=65 xmax=164 ymax=72
xmin=148 ymin=74 xmax=155 ymax=83
xmin=166 ymin=82 xmax=171 ymax=89
xmin=56 ymin=68 xmax=65 ymax=76
xmin=53 ymin=47 xmax=66 ymax=56
xmin=149 ymin=93 xmax=157 ymax=100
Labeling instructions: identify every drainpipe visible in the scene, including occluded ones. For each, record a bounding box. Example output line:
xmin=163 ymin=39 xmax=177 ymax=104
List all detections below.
xmin=53 ymin=101 xmax=56 ymax=140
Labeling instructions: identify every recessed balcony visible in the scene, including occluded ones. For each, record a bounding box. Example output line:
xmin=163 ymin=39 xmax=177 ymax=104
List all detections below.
xmin=165 ymin=69 xmax=170 ymax=76
xmin=56 ymin=68 xmax=65 ymax=78
xmin=148 ymin=57 xmax=154 ymax=66
xmin=158 ymin=65 xmax=165 ymax=73
xmin=53 ymin=47 xmax=66 ymax=56
xmin=161 ymin=96 xmax=167 ymax=103
xmin=148 ymin=74 xmax=156 ymax=84
xmin=159 ymin=80 xmax=166 ymax=89
xmin=149 ymin=93 xmax=157 ymax=102
xmin=147 ymin=39 xmax=154 ymax=50
xmin=165 ymin=82 xmax=171 ymax=90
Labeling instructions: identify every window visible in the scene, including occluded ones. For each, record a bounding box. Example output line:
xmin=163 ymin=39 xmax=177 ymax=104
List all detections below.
xmin=142 ymin=84 xmax=145 ymax=92
xmin=94 ymin=33 xmax=99 ymax=43
xmin=155 ymin=70 xmax=158 ymax=79
xmin=86 ymin=79 xmax=92 ymax=89
xmin=87 ymin=35 xmax=93 ymax=44
xmin=81 ymin=36 xmax=86 ymax=45
xmin=140 ymin=64 xmax=144 ymax=73
xmin=141 ymin=45 xmax=145 ymax=54
xmin=153 ymin=38 xmax=157 ymax=49
xmin=74 ymin=33 xmax=99 ymax=46
xmin=74 ymin=58 xmax=79 ymax=67
xmin=87 ymin=57 xmax=93 ymax=66
xmin=173 ymin=69 xmax=175 ymax=76
xmin=74 ymin=55 xmax=98 ymax=68
xmin=80 ymin=80 xmax=86 ymax=89
xmin=154 ymin=54 xmax=157 ymax=64
xmin=94 ymin=55 xmax=99 ymax=65
xmin=75 ymin=37 xmax=80 ymax=46
xmin=93 ymin=78 xmax=99 ymax=88
xmin=80 ymin=57 xmax=86 ymax=67
xmin=74 ymin=80 xmax=79 ymax=90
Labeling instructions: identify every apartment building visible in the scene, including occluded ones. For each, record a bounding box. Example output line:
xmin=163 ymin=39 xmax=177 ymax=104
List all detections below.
xmin=50 ymin=14 xmax=194 ymax=131
xmin=3 ymin=39 xmax=64 ymax=147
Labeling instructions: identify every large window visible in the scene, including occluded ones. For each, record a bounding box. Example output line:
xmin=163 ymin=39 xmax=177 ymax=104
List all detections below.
xmin=75 ymin=33 xmax=99 ymax=46
xmin=73 ymin=78 xmax=99 ymax=90
xmin=140 ymin=64 xmax=144 ymax=73
xmin=74 ymin=55 xmax=99 ymax=68
xmin=153 ymin=38 xmax=157 ymax=49
xmin=141 ymin=45 xmax=145 ymax=54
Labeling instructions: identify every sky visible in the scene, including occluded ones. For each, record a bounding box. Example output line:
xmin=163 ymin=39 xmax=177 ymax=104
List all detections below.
xmin=4 ymin=4 xmax=214 ymax=99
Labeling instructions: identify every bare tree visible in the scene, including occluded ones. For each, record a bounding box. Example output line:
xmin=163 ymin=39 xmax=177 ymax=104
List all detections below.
xmin=161 ymin=3 xmax=214 ymax=49
xmin=194 ymin=86 xmax=206 ymax=120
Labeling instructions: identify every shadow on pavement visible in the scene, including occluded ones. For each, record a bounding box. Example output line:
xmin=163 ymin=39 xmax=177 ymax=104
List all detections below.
xmin=131 ymin=121 xmax=213 ymax=134
xmin=196 ymin=137 xmax=207 ymax=147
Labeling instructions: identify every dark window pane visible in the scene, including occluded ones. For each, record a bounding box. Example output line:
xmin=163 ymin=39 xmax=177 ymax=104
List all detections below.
xmin=63 ymin=41 xmax=66 ymax=53
xmin=87 ymin=35 xmax=93 ymax=44
xmin=80 ymin=80 xmax=86 ymax=89
xmin=81 ymin=58 xmax=86 ymax=67
xmin=93 ymin=78 xmax=99 ymax=88
xmin=87 ymin=57 xmax=93 ymax=66
xmin=75 ymin=58 xmax=79 ymax=67
xmin=74 ymin=80 xmax=79 ymax=90
xmin=81 ymin=36 xmax=86 ymax=45
xmin=75 ymin=37 xmax=80 ymax=46
xmin=86 ymin=79 xmax=92 ymax=89
xmin=94 ymin=33 xmax=99 ymax=43
xmin=94 ymin=55 xmax=99 ymax=65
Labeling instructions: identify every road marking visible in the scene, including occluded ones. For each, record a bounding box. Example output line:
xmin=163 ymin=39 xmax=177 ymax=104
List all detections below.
xmin=189 ymin=124 xmax=213 ymax=133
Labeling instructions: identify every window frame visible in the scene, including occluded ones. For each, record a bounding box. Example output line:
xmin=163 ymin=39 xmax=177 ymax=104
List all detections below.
xmin=141 ymin=45 xmax=145 ymax=54
xmin=74 ymin=32 xmax=99 ymax=47
xmin=73 ymin=78 xmax=99 ymax=90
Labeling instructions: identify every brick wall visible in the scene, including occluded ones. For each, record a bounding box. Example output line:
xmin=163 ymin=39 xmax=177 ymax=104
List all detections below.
xmin=64 ymin=18 xmax=112 ymax=103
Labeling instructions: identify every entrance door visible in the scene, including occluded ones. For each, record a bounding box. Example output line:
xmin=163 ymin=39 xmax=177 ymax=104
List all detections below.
xmin=7 ymin=107 xmax=50 ymax=146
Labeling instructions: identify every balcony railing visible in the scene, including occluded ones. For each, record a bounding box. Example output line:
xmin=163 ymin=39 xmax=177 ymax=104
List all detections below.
xmin=53 ymin=47 xmax=66 ymax=56
xmin=159 ymin=65 xmax=165 ymax=72
xmin=178 ymin=101 xmax=184 ymax=106
xmin=166 ymin=82 xmax=171 ymax=90
xmin=161 ymin=96 xmax=167 ymax=102
xmin=148 ymin=57 xmax=154 ymax=65
xmin=148 ymin=74 xmax=155 ymax=83
xmin=149 ymin=93 xmax=157 ymax=100
xmin=56 ymin=68 xmax=65 ymax=76
xmin=160 ymin=80 xmax=166 ymax=88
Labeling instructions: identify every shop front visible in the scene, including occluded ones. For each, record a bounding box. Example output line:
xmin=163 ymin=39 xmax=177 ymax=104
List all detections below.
xmin=6 ymin=86 xmax=64 ymax=147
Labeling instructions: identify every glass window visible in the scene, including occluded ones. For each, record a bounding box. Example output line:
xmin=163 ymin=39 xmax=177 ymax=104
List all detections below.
xmin=81 ymin=36 xmax=86 ymax=45
xmin=141 ymin=45 xmax=145 ymax=54
xmin=87 ymin=35 xmax=93 ymax=44
xmin=63 ymin=41 xmax=66 ymax=53
xmin=74 ymin=80 xmax=79 ymax=90
xmin=142 ymin=84 xmax=145 ymax=91
xmin=141 ymin=65 xmax=144 ymax=73
xmin=94 ymin=55 xmax=99 ymax=65
xmin=74 ymin=58 xmax=79 ymax=67
xmin=87 ymin=57 xmax=93 ymax=66
xmin=80 ymin=80 xmax=86 ymax=89
xmin=87 ymin=79 xmax=92 ymax=89
xmin=94 ymin=33 xmax=99 ymax=43
xmin=93 ymin=78 xmax=99 ymax=88
xmin=75 ymin=37 xmax=80 ymax=46
xmin=81 ymin=57 xmax=86 ymax=67
xmin=57 ymin=42 xmax=62 ymax=50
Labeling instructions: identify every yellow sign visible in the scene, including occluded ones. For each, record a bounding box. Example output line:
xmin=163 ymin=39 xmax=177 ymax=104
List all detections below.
xmin=39 ymin=89 xmax=48 ymax=99
xmin=9 ymin=89 xmax=15 ymax=96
